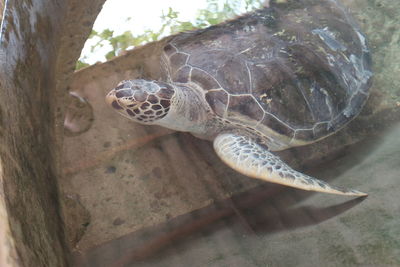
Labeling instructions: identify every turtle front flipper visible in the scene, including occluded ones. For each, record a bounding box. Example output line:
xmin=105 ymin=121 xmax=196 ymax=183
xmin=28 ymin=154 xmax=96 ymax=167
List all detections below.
xmin=213 ymin=133 xmax=367 ymax=197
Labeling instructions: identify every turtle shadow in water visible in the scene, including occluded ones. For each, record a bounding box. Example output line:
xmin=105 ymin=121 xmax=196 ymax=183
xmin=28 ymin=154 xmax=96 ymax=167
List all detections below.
xmin=73 ymin=132 xmax=382 ymax=267
xmin=72 ymin=133 xmax=377 ymax=266
xmin=72 ymin=184 xmax=366 ymax=267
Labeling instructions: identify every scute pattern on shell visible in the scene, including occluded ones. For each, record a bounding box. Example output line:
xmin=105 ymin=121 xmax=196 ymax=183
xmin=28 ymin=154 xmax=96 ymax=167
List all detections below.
xmin=161 ymin=0 xmax=372 ymax=143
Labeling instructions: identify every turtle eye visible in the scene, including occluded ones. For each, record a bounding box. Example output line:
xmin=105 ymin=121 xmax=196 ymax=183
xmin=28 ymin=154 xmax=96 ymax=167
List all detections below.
xmin=115 ymin=80 xmax=132 ymax=90
xmin=115 ymin=89 xmax=134 ymax=98
xmin=158 ymin=86 xmax=175 ymax=99
xmin=111 ymin=100 xmax=123 ymax=110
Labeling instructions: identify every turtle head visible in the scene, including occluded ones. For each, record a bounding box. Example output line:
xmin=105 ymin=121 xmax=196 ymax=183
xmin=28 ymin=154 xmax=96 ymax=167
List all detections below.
xmin=106 ymin=79 xmax=175 ymax=124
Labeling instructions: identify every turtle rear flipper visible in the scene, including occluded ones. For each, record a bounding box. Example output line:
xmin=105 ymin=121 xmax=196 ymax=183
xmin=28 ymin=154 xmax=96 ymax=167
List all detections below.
xmin=213 ymin=133 xmax=367 ymax=197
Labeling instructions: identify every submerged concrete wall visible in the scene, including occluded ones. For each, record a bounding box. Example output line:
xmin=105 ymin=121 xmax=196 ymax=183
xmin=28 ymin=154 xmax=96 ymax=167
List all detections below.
xmin=0 ymin=0 xmax=105 ymax=266
xmin=69 ymin=2 xmax=400 ymax=264
xmin=63 ymin=0 xmax=400 ymax=251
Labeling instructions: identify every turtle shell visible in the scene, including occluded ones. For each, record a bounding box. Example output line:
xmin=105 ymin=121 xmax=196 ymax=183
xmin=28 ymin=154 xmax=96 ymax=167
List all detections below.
xmin=161 ymin=0 xmax=372 ymax=143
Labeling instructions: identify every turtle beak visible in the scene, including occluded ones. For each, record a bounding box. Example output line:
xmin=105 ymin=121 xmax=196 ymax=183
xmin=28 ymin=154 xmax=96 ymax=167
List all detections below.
xmin=105 ymin=89 xmax=115 ymax=105
xmin=105 ymin=89 xmax=123 ymax=110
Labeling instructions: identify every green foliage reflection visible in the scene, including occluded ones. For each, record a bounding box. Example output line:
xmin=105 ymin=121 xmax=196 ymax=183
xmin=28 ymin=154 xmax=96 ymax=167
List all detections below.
xmin=77 ymin=0 xmax=263 ymax=69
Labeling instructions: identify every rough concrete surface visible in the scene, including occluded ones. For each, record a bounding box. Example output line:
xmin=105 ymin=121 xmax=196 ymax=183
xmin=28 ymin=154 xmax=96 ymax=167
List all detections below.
xmin=0 ymin=0 xmax=105 ymax=266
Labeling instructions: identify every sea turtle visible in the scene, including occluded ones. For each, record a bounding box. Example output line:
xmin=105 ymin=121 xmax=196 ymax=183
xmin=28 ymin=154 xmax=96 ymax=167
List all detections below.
xmin=106 ymin=0 xmax=372 ymax=196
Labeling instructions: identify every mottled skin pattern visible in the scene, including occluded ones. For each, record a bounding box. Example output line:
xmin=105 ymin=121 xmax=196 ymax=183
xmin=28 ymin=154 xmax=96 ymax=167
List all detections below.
xmin=107 ymin=80 xmax=173 ymax=123
xmin=214 ymin=133 xmax=364 ymax=195
xmin=106 ymin=0 xmax=372 ymax=196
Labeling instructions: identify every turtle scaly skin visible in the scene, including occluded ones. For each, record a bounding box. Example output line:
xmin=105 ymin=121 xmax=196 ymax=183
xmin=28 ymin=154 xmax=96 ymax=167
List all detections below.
xmin=106 ymin=0 xmax=372 ymax=196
